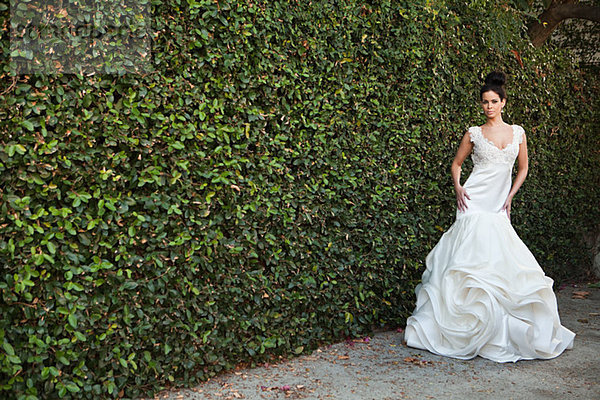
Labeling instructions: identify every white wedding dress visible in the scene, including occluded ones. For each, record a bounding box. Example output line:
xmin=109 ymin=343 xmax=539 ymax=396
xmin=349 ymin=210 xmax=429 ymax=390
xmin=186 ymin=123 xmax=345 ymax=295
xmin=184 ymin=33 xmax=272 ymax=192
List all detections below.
xmin=404 ymin=125 xmax=575 ymax=363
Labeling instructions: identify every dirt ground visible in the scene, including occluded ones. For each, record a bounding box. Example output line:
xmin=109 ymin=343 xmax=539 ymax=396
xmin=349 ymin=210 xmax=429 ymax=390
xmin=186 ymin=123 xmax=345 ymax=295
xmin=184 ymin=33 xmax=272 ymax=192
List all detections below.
xmin=150 ymin=284 xmax=600 ymax=400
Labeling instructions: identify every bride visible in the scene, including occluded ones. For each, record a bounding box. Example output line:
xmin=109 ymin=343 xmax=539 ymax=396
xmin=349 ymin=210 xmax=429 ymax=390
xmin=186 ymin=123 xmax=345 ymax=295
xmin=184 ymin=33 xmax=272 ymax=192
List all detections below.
xmin=404 ymin=71 xmax=575 ymax=362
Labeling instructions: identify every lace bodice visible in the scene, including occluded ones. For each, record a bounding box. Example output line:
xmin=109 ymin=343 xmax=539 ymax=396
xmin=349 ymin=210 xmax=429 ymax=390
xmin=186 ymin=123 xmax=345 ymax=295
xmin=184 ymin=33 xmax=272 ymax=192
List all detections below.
xmin=468 ymin=125 xmax=524 ymax=166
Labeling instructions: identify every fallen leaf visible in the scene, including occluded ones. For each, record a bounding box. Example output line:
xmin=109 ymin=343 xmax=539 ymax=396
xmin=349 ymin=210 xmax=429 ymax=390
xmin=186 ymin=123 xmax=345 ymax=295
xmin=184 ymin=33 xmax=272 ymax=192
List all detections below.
xmin=403 ymin=356 xmax=434 ymax=366
xmin=572 ymin=291 xmax=590 ymax=299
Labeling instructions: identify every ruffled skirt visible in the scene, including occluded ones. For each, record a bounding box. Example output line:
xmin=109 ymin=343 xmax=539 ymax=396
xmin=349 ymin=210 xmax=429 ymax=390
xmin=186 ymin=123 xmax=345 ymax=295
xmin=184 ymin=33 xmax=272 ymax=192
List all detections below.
xmin=405 ymin=212 xmax=575 ymax=362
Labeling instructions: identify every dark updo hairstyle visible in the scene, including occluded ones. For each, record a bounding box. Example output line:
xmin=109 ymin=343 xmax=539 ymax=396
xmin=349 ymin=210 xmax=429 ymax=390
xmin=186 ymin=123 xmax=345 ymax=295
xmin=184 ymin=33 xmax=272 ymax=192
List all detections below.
xmin=480 ymin=71 xmax=507 ymax=101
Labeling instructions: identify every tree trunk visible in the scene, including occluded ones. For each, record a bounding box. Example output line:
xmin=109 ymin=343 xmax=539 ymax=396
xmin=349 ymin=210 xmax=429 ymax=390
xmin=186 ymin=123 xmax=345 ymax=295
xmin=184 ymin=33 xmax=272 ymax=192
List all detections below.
xmin=528 ymin=0 xmax=600 ymax=47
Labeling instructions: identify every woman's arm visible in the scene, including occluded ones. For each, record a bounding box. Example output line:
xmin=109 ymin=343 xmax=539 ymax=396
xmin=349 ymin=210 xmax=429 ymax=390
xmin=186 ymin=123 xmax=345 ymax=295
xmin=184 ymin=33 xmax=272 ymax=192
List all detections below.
xmin=502 ymin=132 xmax=529 ymax=219
xmin=451 ymin=131 xmax=474 ymax=212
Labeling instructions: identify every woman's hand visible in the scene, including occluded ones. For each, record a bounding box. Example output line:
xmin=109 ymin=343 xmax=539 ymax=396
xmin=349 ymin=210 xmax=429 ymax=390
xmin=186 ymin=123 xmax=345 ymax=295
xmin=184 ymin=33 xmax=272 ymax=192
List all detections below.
xmin=502 ymin=196 xmax=512 ymax=220
xmin=455 ymin=186 xmax=470 ymax=212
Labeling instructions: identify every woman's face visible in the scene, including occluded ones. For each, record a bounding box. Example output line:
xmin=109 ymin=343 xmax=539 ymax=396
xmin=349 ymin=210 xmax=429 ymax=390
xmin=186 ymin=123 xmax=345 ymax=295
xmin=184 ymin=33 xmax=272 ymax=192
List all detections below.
xmin=480 ymin=90 xmax=506 ymax=119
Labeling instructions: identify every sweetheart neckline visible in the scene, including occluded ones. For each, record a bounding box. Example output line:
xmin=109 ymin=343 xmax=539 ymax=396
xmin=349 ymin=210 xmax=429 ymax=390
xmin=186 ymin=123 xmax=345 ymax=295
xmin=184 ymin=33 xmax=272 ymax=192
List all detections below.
xmin=478 ymin=125 xmax=516 ymax=151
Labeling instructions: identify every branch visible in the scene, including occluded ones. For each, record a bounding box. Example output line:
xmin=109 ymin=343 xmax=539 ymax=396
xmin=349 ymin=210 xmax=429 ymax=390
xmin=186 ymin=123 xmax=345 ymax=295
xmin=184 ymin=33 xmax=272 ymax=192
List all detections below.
xmin=528 ymin=3 xmax=600 ymax=47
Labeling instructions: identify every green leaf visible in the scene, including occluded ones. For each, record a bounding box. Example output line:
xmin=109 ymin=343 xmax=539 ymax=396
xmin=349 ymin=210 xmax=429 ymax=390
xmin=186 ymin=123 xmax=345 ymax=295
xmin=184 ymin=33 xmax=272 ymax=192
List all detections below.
xmin=57 ymin=355 xmax=70 ymax=365
xmin=66 ymin=382 xmax=80 ymax=393
xmin=22 ymin=120 xmax=35 ymax=131
xmin=46 ymin=241 xmax=56 ymax=254
xmin=2 ymin=341 xmax=15 ymax=356
xmin=68 ymin=314 xmax=78 ymax=328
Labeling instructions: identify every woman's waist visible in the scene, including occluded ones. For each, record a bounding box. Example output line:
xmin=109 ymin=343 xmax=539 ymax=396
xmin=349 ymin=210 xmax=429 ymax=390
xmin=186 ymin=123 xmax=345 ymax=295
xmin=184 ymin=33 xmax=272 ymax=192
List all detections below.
xmin=464 ymin=170 xmax=511 ymax=187
xmin=472 ymin=162 xmax=514 ymax=170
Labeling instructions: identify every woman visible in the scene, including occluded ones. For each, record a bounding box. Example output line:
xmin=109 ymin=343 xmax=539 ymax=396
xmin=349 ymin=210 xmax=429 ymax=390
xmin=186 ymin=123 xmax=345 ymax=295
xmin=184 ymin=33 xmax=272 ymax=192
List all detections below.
xmin=404 ymin=72 xmax=575 ymax=362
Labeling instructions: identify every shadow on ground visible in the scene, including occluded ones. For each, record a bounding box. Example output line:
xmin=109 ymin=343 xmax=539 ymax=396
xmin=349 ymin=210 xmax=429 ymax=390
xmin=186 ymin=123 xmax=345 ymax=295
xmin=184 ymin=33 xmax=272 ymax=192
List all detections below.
xmin=150 ymin=285 xmax=599 ymax=400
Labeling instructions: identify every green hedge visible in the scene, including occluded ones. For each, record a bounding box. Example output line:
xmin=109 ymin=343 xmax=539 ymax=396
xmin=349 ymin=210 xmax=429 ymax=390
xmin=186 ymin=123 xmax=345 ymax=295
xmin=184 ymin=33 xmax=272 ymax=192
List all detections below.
xmin=1 ymin=1 xmax=598 ymax=398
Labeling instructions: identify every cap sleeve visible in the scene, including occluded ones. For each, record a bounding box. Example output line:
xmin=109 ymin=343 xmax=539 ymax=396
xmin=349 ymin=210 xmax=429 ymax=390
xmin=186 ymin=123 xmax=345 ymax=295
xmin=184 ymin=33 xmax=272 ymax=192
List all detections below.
xmin=514 ymin=125 xmax=525 ymax=144
xmin=468 ymin=126 xmax=480 ymax=143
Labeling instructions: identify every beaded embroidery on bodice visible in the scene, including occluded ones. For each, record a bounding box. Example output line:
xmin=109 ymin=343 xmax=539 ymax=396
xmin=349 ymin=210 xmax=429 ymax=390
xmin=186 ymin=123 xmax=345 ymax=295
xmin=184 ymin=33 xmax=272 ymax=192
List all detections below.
xmin=468 ymin=125 xmax=524 ymax=166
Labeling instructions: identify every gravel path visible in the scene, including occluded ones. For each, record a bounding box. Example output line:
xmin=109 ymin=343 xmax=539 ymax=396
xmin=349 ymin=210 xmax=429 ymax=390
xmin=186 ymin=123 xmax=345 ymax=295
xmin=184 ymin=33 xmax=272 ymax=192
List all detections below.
xmin=149 ymin=285 xmax=599 ymax=400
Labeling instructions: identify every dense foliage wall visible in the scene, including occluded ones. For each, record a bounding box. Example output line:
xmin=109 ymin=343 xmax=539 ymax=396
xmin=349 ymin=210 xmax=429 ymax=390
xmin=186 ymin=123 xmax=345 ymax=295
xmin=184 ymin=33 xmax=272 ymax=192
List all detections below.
xmin=1 ymin=0 xmax=598 ymax=398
